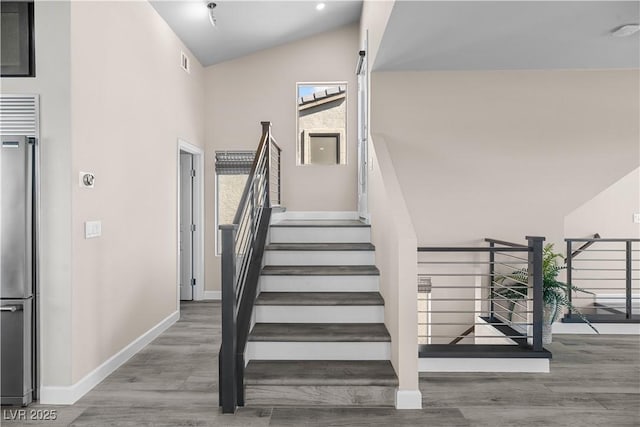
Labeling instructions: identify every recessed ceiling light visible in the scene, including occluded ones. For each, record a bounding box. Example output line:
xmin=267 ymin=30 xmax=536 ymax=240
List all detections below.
xmin=611 ymin=24 xmax=639 ymax=37
xmin=316 ymin=3 xmax=326 ymax=11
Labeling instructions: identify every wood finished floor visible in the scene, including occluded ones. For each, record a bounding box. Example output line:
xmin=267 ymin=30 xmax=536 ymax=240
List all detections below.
xmin=3 ymin=301 xmax=638 ymax=426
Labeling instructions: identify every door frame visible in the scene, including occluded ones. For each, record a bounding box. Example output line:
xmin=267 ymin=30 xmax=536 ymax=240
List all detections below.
xmin=357 ymin=33 xmax=369 ymax=221
xmin=177 ymin=139 xmax=204 ymax=305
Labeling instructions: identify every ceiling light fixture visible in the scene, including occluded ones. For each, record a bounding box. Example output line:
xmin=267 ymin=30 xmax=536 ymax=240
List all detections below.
xmin=611 ymin=24 xmax=639 ymax=37
xmin=316 ymin=3 xmax=326 ymax=11
xmin=207 ymin=2 xmax=217 ymax=27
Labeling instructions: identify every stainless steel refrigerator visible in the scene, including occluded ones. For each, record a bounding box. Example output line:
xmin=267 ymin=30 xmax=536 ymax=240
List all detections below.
xmin=1 ymin=135 xmax=37 ymax=406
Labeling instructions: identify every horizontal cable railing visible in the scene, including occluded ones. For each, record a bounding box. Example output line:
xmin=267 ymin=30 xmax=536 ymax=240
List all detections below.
xmin=565 ymin=237 xmax=639 ymax=323
xmin=219 ymin=122 xmax=281 ymax=414
xmin=269 ymin=138 xmax=282 ymax=207
xmin=417 ymin=237 xmax=545 ymax=351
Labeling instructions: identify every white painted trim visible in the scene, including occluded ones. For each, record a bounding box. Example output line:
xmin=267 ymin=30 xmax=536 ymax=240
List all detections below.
xmin=264 ymin=250 xmax=375 ymax=266
xmin=418 ymin=357 xmax=549 ymax=373
xmin=271 ymin=211 xmax=359 ymax=222
xmin=40 ymin=311 xmax=179 ymax=405
xmin=269 ymin=226 xmax=371 ymax=244
xmin=177 ymin=140 xmax=205 ymax=303
xmin=259 ymin=275 xmax=379 ymax=293
xmin=203 ymin=291 xmax=221 ymax=300
xmin=552 ymin=322 xmax=640 ymax=335
xmin=395 ymin=389 xmax=422 ymax=410
xmin=247 ymin=341 xmax=390 ymax=361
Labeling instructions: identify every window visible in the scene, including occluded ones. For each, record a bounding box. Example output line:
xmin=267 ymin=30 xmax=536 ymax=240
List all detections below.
xmin=297 ymin=83 xmax=347 ymax=165
xmin=1 ymin=1 xmax=35 ymax=77
xmin=215 ymin=151 xmax=254 ymax=254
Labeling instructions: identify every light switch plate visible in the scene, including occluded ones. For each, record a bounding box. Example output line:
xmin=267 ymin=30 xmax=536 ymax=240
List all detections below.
xmin=85 ymin=221 xmax=102 ymax=239
xmin=634 ymin=213 xmax=640 ymax=224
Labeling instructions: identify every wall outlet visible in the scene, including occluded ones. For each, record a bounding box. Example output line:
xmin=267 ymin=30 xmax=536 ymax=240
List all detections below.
xmin=634 ymin=213 xmax=640 ymax=224
xmin=85 ymin=221 xmax=102 ymax=239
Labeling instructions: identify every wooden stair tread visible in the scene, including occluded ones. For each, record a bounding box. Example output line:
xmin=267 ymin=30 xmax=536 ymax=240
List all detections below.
xmin=248 ymin=323 xmax=391 ymax=342
xmin=265 ymin=243 xmax=375 ymax=251
xmin=255 ymin=292 xmax=384 ymax=306
xmin=261 ymin=265 xmax=379 ymax=276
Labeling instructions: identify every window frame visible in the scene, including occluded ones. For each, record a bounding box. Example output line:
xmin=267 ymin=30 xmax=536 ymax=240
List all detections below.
xmin=296 ymin=81 xmax=348 ymax=166
xmin=1 ymin=1 xmax=35 ymax=78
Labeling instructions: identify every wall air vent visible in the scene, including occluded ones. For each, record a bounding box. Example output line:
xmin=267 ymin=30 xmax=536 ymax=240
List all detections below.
xmin=180 ymin=51 xmax=190 ymax=74
xmin=0 ymin=95 xmax=39 ymax=136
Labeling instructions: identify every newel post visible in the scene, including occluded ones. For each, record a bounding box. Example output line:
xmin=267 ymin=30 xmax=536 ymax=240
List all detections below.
xmin=527 ymin=236 xmax=545 ymax=351
xmin=261 ymin=121 xmax=272 ymax=207
xmin=220 ymin=224 xmax=237 ymax=413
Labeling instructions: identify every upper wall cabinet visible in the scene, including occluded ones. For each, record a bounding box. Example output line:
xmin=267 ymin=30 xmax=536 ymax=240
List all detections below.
xmin=1 ymin=1 xmax=35 ymax=77
xmin=297 ymin=83 xmax=347 ymax=166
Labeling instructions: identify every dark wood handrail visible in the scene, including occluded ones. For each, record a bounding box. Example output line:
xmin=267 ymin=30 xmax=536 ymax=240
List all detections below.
xmin=418 ymin=246 xmax=528 ymax=252
xmin=484 ymin=238 xmax=527 ymax=248
xmin=231 ymin=123 xmax=271 ymax=225
xmin=449 ymin=325 xmax=475 ymax=345
xmin=566 ymin=233 xmax=600 ymax=261
xmin=269 ymin=137 xmax=282 ymax=152
xmin=566 ymin=235 xmax=640 ymax=243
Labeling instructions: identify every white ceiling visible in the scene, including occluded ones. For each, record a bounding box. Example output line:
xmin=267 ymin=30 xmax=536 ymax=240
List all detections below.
xmin=375 ymin=1 xmax=640 ymax=71
xmin=150 ymin=0 xmax=362 ymax=67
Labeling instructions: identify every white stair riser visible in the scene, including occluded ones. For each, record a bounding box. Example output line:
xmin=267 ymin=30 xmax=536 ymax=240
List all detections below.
xmin=265 ymin=251 xmax=375 ymax=266
xmin=247 ymin=342 xmax=390 ymax=361
xmin=260 ymin=275 xmax=379 ymax=292
xmin=255 ymin=306 xmax=384 ymax=323
xmin=270 ymin=227 xmax=371 ymax=244
xmin=271 ymin=211 xmax=360 ymax=221
xmin=418 ymin=357 xmax=549 ymax=373
xmin=245 ymin=385 xmax=395 ymax=407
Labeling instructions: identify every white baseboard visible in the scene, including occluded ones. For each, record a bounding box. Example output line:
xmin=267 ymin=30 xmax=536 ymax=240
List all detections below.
xmin=271 ymin=211 xmax=359 ymax=222
xmin=40 ymin=310 xmax=179 ymax=405
xmin=553 ymin=322 xmax=640 ymax=335
xmin=203 ymin=290 xmax=221 ymax=300
xmin=395 ymin=389 xmax=422 ymax=409
xmin=418 ymin=357 xmax=549 ymax=373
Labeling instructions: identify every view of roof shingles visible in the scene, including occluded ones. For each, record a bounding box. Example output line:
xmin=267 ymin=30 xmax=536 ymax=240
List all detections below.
xmin=298 ymin=86 xmax=346 ymax=106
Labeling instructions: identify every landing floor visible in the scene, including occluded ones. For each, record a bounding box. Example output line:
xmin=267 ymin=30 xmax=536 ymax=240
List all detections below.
xmin=3 ymin=302 xmax=638 ymax=426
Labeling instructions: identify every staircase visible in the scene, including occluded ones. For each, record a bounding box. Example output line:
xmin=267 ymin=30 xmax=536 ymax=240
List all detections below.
xmin=243 ymin=218 xmax=398 ymax=406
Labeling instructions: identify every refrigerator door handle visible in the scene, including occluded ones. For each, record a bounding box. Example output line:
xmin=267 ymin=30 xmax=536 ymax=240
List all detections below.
xmin=0 ymin=306 xmax=22 ymax=312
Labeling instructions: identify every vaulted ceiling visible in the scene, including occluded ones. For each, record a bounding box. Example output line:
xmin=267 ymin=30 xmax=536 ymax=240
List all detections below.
xmin=151 ymin=1 xmax=639 ymax=71
xmin=150 ymin=1 xmax=362 ymax=67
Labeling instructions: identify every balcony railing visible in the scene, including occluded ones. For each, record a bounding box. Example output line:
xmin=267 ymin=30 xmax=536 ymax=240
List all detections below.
xmin=417 ymin=237 xmax=547 ymax=355
xmin=564 ymin=237 xmax=639 ymax=323
xmin=219 ymin=122 xmax=281 ymax=414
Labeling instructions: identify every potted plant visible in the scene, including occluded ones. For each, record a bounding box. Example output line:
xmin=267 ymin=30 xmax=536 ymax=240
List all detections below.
xmin=495 ymin=243 xmax=598 ymax=344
